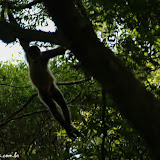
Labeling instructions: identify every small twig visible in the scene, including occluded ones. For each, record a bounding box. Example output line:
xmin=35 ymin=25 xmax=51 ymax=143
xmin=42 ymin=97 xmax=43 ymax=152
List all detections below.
xmin=57 ymin=77 xmax=91 ymax=85
xmin=0 ymin=78 xmax=90 ymax=89
xmin=0 ymin=78 xmax=91 ymax=89
xmin=101 ymin=89 xmax=107 ymax=160
xmin=25 ymin=116 xmax=49 ymax=155
xmin=0 ymin=83 xmax=31 ymax=88
xmin=69 ymin=105 xmax=85 ymax=108
xmin=11 ymin=109 xmax=49 ymax=121
xmin=0 ymin=93 xmax=38 ymax=128
xmin=67 ymin=92 xmax=81 ymax=104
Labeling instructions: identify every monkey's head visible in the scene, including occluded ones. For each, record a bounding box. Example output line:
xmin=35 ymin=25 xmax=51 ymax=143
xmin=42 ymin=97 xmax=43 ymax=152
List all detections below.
xmin=28 ymin=46 xmax=41 ymax=60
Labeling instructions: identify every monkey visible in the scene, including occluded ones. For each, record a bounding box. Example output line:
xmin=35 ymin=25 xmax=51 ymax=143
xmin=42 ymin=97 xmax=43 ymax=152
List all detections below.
xmin=26 ymin=46 xmax=79 ymax=138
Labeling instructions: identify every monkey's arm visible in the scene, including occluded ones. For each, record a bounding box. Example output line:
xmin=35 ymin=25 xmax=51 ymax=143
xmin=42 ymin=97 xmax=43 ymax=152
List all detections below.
xmin=42 ymin=47 xmax=66 ymax=59
xmin=19 ymin=40 xmax=31 ymax=63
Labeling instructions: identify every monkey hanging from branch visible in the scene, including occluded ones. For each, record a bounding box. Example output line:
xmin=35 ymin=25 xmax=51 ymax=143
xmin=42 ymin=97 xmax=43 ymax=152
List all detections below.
xmin=2 ymin=6 xmax=80 ymax=138
xmin=26 ymin=45 xmax=80 ymax=138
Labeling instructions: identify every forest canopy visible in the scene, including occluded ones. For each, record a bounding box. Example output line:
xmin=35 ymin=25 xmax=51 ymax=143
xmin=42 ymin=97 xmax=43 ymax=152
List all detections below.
xmin=0 ymin=0 xmax=160 ymax=159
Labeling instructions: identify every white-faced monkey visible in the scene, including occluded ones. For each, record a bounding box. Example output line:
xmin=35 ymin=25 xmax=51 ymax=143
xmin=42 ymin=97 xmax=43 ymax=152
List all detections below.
xmin=26 ymin=46 xmax=79 ymax=138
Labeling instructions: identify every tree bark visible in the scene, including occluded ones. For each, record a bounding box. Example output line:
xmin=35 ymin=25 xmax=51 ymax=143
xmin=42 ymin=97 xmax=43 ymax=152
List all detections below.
xmin=0 ymin=21 xmax=65 ymax=45
xmin=43 ymin=0 xmax=160 ymax=159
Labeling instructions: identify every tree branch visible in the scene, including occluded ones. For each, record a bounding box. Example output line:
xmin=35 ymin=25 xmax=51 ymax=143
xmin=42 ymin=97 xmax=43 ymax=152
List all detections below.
xmin=9 ymin=0 xmax=43 ymax=10
xmin=10 ymin=109 xmax=49 ymax=121
xmin=101 ymin=89 xmax=107 ymax=160
xmin=0 ymin=83 xmax=31 ymax=88
xmin=43 ymin=0 xmax=160 ymax=158
xmin=0 ymin=78 xmax=90 ymax=89
xmin=57 ymin=77 xmax=91 ymax=85
xmin=0 ymin=78 xmax=91 ymax=89
xmin=0 ymin=21 xmax=66 ymax=45
xmin=67 ymin=92 xmax=81 ymax=104
xmin=25 ymin=116 xmax=49 ymax=155
xmin=0 ymin=93 xmax=38 ymax=128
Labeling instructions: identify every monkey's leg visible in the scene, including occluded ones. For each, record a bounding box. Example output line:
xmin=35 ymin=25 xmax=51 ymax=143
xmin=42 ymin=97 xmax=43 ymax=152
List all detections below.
xmin=40 ymin=93 xmax=76 ymax=138
xmin=41 ymin=96 xmax=67 ymax=126
xmin=50 ymin=85 xmax=71 ymax=125
xmin=50 ymin=86 xmax=81 ymax=137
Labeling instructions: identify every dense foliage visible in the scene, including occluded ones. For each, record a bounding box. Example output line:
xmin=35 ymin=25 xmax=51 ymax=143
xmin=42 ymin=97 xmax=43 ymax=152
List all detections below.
xmin=0 ymin=57 xmax=150 ymax=159
xmin=86 ymin=0 xmax=160 ymax=91
xmin=0 ymin=0 xmax=159 ymax=159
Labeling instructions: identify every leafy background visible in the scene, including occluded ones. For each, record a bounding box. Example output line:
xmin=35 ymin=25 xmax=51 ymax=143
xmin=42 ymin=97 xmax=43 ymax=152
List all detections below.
xmin=0 ymin=0 xmax=159 ymax=159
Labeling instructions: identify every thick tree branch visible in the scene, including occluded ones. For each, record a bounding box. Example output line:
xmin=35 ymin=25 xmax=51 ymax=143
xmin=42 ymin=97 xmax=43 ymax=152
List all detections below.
xmin=0 ymin=21 xmax=65 ymax=45
xmin=43 ymin=0 xmax=160 ymax=158
xmin=8 ymin=0 xmax=43 ymax=10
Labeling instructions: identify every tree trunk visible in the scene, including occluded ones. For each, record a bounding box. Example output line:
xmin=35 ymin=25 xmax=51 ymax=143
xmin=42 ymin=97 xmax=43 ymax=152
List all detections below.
xmin=43 ymin=0 xmax=160 ymax=159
